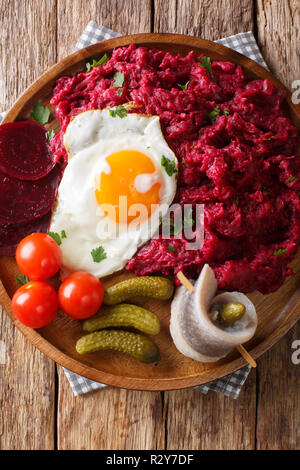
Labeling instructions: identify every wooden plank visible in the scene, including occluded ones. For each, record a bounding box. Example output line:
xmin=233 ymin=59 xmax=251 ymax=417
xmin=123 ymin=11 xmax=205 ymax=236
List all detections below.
xmin=57 ymin=367 xmax=165 ymax=450
xmin=165 ymin=369 xmax=256 ymax=449
xmin=256 ymin=0 xmax=300 ymax=449
xmin=57 ymin=0 xmax=152 ymax=60
xmin=256 ymin=0 xmax=300 ymax=87
xmin=256 ymin=325 xmax=300 ymax=449
xmin=55 ymin=0 xmax=165 ymax=450
xmin=0 ymin=0 xmax=57 ymax=450
xmin=153 ymin=0 xmax=254 ymax=39
xmin=154 ymin=0 xmax=257 ymax=450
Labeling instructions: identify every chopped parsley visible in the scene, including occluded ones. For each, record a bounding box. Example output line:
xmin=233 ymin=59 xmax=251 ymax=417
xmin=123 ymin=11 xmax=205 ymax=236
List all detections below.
xmin=262 ymin=186 xmax=271 ymax=194
xmin=48 ymin=231 xmax=62 ymax=245
xmin=264 ymin=135 xmax=275 ymax=141
xmin=31 ymin=102 xmax=50 ymax=125
xmin=91 ymin=246 xmax=107 ymax=263
xmin=183 ymin=208 xmax=194 ymax=228
xmin=161 ymin=155 xmax=177 ymax=176
xmin=167 ymin=245 xmax=176 ymax=252
xmin=109 ymin=105 xmax=127 ymax=118
xmin=177 ymin=81 xmax=189 ymax=90
xmin=169 ymin=218 xmax=182 ymax=236
xmin=61 ymin=230 xmax=67 ymax=239
xmin=86 ymin=53 xmax=109 ymax=72
xmin=235 ymin=196 xmax=239 ymax=206
xmin=199 ymin=56 xmax=212 ymax=76
xmin=182 ymin=159 xmax=188 ymax=166
xmin=168 ymin=209 xmax=194 ymax=236
xmin=117 ymin=89 xmax=123 ymax=96
xmin=207 ymin=106 xmax=221 ymax=123
xmin=113 ymin=71 xmax=125 ymax=87
xmin=46 ymin=129 xmax=55 ymax=141
xmin=16 ymin=274 xmax=30 ymax=286
xmin=273 ymin=248 xmax=286 ymax=256
xmin=223 ymin=109 xmax=229 ymax=116
xmin=297 ymin=191 xmax=300 ymax=197
xmin=288 ymin=176 xmax=297 ymax=183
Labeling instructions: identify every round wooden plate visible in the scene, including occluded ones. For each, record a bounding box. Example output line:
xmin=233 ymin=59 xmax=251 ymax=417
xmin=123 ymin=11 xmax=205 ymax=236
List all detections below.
xmin=1 ymin=33 xmax=300 ymax=391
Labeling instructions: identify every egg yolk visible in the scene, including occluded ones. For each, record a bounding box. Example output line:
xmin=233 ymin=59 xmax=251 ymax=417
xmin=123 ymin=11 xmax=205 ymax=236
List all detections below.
xmin=95 ymin=150 xmax=162 ymax=224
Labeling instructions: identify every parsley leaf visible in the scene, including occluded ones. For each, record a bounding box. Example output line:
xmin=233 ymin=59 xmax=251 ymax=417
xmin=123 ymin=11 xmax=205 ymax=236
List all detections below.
xmin=264 ymin=135 xmax=275 ymax=141
xmin=169 ymin=218 xmax=182 ymax=236
xmin=288 ymin=176 xmax=297 ymax=183
xmin=113 ymin=71 xmax=125 ymax=87
xmin=199 ymin=56 xmax=212 ymax=76
xmin=48 ymin=231 xmax=62 ymax=245
xmin=235 ymin=196 xmax=239 ymax=206
xmin=273 ymin=248 xmax=286 ymax=256
xmin=161 ymin=155 xmax=177 ymax=176
xmin=117 ymin=89 xmax=123 ymax=96
xmin=91 ymin=246 xmax=107 ymax=263
xmin=86 ymin=53 xmax=109 ymax=72
xmin=183 ymin=208 xmax=194 ymax=228
xmin=16 ymin=274 xmax=30 ymax=286
xmin=223 ymin=109 xmax=229 ymax=116
xmin=167 ymin=245 xmax=176 ymax=252
xmin=177 ymin=81 xmax=189 ymax=90
xmin=109 ymin=105 xmax=127 ymax=118
xmin=207 ymin=106 xmax=221 ymax=123
xmin=31 ymin=102 xmax=50 ymax=125
xmin=61 ymin=230 xmax=67 ymax=239
xmin=46 ymin=129 xmax=55 ymax=141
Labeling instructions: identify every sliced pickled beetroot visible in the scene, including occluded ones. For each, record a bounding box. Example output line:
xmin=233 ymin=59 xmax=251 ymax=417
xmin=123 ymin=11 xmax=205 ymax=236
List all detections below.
xmin=0 ymin=165 xmax=61 ymax=224
xmin=0 ymin=121 xmax=55 ymax=180
xmin=0 ymin=211 xmax=52 ymax=256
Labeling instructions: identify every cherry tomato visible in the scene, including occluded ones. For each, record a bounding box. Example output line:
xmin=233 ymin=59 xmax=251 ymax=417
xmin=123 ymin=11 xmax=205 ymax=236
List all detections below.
xmin=58 ymin=271 xmax=104 ymax=319
xmin=16 ymin=233 xmax=62 ymax=281
xmin=12 ymin=281 xmax=58 ymax=328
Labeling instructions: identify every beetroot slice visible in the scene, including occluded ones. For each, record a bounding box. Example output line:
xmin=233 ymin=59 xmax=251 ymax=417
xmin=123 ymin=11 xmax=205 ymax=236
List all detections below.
xmin=0 ymin=165 xmax=61 ymax=224
xmin=0 ymin=121 xmax=55 ymax=180
xmin=0 ymin=211 xmax=52 ymax=256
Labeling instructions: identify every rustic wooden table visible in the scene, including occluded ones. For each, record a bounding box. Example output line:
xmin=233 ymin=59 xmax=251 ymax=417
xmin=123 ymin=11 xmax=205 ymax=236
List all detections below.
xmin=0 ymin=0 xmax=299 ymax=450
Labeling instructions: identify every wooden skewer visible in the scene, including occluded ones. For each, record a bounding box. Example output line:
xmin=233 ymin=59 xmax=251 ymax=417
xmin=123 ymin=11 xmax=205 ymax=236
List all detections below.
xmin=176 ymin=271 xmax=257 ymax=368
xmin=236 ymin=345 xmax=257 ymax=368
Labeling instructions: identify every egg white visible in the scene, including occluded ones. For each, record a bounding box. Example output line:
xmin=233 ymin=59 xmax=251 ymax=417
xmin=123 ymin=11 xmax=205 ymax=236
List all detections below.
xmin=50 ymin=108 xmax=178 ymax=277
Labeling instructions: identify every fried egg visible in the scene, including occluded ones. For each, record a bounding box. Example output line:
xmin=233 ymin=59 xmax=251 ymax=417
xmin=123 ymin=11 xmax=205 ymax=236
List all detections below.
xmin=50 ymin=107 xmax=178 ymax=277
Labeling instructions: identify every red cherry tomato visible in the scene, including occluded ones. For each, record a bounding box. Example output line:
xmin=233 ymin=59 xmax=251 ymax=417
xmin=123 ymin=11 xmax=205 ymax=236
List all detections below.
xmin=12 ymin=281 xmax=58 ymax=328
xmin=58 ymin=271 xmax=104 ymax=319
xmin=16 ymin=233 xmax=62 ymax=281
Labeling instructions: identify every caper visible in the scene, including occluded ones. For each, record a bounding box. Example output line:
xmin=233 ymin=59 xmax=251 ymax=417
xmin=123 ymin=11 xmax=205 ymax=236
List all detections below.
xmin=219 ymin=302 xmax=245 ymax=325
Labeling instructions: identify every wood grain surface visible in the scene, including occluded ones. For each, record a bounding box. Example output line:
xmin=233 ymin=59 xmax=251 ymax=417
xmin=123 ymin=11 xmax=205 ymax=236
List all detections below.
xmin=0 ymin=0 xmax=299 ymax=450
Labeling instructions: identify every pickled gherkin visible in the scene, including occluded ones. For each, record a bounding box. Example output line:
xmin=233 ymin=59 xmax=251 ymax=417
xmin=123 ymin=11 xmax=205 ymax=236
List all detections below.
xmin=104 ymin=276 xmax=174 ymax=305
xmin=76 ymin=329 xmax=160 ymax=363
xmin=220 ymin=302 xmax=246 ymax=325
xmin=83 ymin=304 xmax=160 ymax=335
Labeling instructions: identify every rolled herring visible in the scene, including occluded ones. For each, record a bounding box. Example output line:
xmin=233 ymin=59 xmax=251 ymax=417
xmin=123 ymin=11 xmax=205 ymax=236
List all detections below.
xmin=170 ymin=264 xmax=257 ymax=362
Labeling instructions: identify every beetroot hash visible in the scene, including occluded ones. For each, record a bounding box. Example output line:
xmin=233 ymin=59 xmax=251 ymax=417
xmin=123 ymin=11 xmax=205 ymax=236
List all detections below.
xmin=50 ymin=44 xmax=300 ymax=294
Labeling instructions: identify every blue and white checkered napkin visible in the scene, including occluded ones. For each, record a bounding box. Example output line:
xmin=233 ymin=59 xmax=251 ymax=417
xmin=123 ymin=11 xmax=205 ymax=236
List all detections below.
xmin=2 ymin=23 xmax=267 ymax=398
xmin=61 ymin=23 xmax=268 ymax=398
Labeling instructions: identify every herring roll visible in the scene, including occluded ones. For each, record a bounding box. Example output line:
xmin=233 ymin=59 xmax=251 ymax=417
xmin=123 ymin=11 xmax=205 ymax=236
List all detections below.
xmin=170 ymin=264 xmax=257 ymax=362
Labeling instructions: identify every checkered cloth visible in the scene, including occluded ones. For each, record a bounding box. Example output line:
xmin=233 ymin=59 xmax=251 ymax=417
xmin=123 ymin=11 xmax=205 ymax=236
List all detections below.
xmin=2 ymin=22 xmax=268 ymax=398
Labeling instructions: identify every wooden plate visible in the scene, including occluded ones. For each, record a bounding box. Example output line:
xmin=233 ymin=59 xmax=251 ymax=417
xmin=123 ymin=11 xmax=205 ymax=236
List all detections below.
xmin=1 ymin=33 xmax=300 ymax=391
